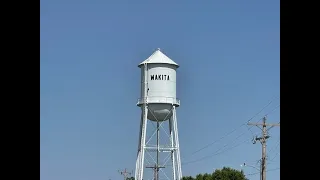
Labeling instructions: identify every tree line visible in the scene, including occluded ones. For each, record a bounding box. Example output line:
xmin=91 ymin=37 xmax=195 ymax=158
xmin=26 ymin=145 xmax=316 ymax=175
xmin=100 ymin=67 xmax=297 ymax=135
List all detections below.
xmin=126 ymin=167 xmax=248 ymax=180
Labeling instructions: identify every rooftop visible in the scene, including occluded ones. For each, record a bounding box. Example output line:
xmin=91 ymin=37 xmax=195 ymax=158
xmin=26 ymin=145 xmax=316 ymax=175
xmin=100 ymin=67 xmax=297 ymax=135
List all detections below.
xmin=138 ymin=48 xmax=179 ymax=67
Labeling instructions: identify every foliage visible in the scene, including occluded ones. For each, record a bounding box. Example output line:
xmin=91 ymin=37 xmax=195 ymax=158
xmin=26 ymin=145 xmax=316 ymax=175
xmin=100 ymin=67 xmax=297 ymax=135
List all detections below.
xmin=182 ymin=167 xmax=248 ymax=180
xmin=126 ymin=167 xmax=247 ymax=180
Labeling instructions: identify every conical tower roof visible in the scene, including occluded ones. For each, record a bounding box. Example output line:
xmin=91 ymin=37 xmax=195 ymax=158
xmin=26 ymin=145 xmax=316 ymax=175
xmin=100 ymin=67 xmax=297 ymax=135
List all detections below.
xmin=138 ymin=48 xmax=179 ymax=67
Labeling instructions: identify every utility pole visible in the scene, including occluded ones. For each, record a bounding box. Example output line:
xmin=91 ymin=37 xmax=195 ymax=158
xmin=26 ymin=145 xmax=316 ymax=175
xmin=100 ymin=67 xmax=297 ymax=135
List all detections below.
xmin=146 ymin=164 xmax=165 ymax=180
xmin=118 ymin=168 xmax=133 ymax=180
xmin=248 ymin=117 xmax=280 ymax=180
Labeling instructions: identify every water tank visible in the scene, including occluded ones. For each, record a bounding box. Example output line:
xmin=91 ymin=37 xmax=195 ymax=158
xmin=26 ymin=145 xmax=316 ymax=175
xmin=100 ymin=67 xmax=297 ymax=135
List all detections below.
xmin=137 ymin=49 xmax=180 ymax=122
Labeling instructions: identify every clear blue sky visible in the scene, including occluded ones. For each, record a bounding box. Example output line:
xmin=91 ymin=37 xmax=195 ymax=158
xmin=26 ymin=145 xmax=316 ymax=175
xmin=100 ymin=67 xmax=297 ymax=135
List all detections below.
xmin=40 ymin=1 xmax=280 ymax=180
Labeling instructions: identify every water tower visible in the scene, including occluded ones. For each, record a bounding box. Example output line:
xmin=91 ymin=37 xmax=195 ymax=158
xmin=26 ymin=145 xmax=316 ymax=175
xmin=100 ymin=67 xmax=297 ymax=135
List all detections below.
xmin=135 ymin=49 xmax=182 ymax=180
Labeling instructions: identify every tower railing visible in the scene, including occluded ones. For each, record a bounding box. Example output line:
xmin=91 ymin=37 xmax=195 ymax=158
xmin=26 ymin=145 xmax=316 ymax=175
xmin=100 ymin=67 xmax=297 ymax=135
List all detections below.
xmin=137 ymin=96 xmax=180 ymax=106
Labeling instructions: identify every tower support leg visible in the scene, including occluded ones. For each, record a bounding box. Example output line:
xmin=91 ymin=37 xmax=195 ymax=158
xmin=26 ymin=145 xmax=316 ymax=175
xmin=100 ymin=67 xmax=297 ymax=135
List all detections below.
xmin=169 ymin=116 xmax=176 ymax=180
xmin=135 ymin=104 xmax=148 ymax=180
xmin=172 ymin=106 xmax=182 ymax=180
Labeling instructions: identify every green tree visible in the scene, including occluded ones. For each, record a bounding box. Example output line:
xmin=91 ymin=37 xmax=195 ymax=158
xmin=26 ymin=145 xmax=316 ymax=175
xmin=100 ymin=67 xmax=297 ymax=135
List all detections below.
xmin=183 ymin=167 xmax=248 ymax=180
xmin=182 ymin=176 xmax=195 ymax=180
xmin=202 ymin=173 xmax=212 ymax=180
xmin=211 ymin=167 xmax=247 ymax=180
xmin=128 ymin=167 xmax=247 ymax=180
xmin=195 ymin=174 xmax=203 ymax=180
xmin=126 ymin=177 xmax=135 ymax=180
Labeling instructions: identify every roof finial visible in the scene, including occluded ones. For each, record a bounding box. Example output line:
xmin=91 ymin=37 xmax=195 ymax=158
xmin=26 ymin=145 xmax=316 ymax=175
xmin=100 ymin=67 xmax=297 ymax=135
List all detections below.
xmin=157 ymin=48 xmax=161 ymax=51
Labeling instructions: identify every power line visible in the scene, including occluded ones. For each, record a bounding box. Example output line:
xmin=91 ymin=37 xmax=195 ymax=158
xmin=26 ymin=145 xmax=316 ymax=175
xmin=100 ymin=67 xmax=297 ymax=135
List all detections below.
xmin=269 ymin=152 xmax=280 ymax=162
xmin=265 ymin=104 xmax=280 ymax=117
xmin=246 ymin=168 xmax=280 ymax=176
xmin=267 ymin=121 xmax=280 ymax=132
xmin=181 ymin=127 xmax=254 ymax=165
xmin=178 ymin=105 xmax=278 ymax=166
xmin=247 ymin=103 xmax=280 ymax=138
xmin=181 ymin=138 xmax=250 ymax=166
xmin=266 ymin=139 xmax=280 ymax=165
xmin=183 ymin=96 xmax=278 ymax=158
xmin=165 ymin=132 xmax=251 ymax=167
xmin=267 ymin=139 xmax=280 ymax=155
xmin=177 ymin=110 xmax=279 ymax=167
xmin=163 ymin=97 xmax=279 ymax=168
xmin=181 ymin=113 xmax=271 ymax=165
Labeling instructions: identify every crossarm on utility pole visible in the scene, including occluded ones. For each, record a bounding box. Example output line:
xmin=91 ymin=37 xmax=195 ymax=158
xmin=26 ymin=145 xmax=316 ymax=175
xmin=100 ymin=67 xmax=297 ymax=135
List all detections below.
xmin=118 ymin=168 xmax=133 ymax=180
xmin=146 ymin=164 xmax=165 ymax=180
xmin=247 ymin=123 xmax=280 ymax=126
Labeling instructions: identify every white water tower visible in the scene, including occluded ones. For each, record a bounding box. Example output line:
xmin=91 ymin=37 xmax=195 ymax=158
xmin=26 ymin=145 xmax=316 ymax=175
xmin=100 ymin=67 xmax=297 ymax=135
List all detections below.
xmin=135 ymin=49 xmax=182 ymax=180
